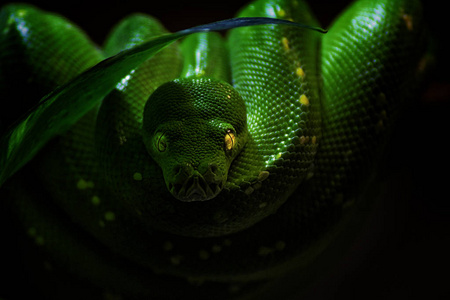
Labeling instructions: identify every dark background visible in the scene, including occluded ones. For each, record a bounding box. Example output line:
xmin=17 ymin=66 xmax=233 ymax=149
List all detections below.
xmin=1 ymin=0 xmax=448 ymax=299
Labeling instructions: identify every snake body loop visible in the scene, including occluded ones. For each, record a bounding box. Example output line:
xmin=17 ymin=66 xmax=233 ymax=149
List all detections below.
xmin=0 ymin=0 xmax=428 ymax=298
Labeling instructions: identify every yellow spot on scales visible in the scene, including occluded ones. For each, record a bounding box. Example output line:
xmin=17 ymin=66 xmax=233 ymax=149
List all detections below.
xmin=35 ymin=236 xmax=45 ymax=246
xmin=133 ymin=172 xmax=142 ymax=181
xmin=91 ymin=195 xmax=100 ymax=206
xmin=76 ymin=178 xmax=94 ymax=190
xmin=299 ymin=94 xmax=309 ymax=106
xmin=104 ymin=211 xmax=116 ymax=221
xmin=296 ymin=67 xmax=305 ymax=78
xmin=98 ymin=211 xmax=116 ymax=228
xmin=277 ymin=8 xmax=286 ymax=17
xmin=281 ymin=37 xmax=290 ymax=51
xmin=27 ymin=227 xmax=44 ymax=246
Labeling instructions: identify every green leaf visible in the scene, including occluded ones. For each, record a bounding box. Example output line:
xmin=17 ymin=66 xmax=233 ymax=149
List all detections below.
xmin=0 ymin=17 xmax=326 ymax=187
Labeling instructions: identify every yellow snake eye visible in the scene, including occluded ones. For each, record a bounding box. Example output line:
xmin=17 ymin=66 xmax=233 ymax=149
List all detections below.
xmin=155 ymin=132 xmax=167 ymax=152
xmin=224 ymin=130 xmax=235 ymax=151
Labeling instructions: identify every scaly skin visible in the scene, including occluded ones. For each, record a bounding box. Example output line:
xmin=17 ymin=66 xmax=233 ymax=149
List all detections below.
xmin=0 ymin=0 xmax=428 ymax=299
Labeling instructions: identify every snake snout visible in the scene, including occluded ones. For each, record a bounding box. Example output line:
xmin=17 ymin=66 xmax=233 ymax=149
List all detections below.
xmin=169 ymin=163 xmax=224 ymax=202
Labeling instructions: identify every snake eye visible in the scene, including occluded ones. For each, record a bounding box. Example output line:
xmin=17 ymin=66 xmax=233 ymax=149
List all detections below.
xmin=155 ymin=132 xmax=167 ymax=152
xmin=224 ymin=129 xmax=235 ymax=151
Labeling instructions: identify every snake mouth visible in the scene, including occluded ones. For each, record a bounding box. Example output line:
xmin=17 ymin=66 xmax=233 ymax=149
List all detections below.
xmin=169 ymin=174 xmax=224 ymax=202
xmin=167 ymin=163 xmax=225 ymax=202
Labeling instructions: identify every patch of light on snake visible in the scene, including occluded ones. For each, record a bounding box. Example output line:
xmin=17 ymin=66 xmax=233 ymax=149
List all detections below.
xmin=15 ymin=19 xmax=30 ymax=42
xmin=116 ymin=69 xmax=135 ymax=91
xmin=352 ymin=4 xmax=385 ymax=34
xmin=263 ymin=5 xmax=277 ymax=18
xmin=7 ymin=10 xmax=30 ymax=42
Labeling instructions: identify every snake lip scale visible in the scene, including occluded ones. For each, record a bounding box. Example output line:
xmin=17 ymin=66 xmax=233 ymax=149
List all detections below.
xmin=170 ymin=166 xmax=224 ymax=201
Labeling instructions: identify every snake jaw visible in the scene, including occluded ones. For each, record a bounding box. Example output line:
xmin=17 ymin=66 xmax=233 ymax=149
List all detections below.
xmin=169 ymin=165 xmax=225 ymax=202
xmin=185 ymin=176 xmax=208 ymax=201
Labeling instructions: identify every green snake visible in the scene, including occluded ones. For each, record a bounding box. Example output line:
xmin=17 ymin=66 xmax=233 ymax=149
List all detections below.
xmin=0 ymin=0 xmax=429 ymax=298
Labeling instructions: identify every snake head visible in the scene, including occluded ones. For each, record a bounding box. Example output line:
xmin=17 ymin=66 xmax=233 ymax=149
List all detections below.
xmin=143 ymin=77 xmax=248 ymax=202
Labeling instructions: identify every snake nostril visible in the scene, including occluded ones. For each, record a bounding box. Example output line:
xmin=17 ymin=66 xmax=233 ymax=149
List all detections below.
xmin=209 ymin=163 xmax=218 ymax=175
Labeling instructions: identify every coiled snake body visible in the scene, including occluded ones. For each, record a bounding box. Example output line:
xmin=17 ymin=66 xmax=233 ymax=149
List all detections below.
xmin=0 ymin=0 xmax=428 ymax=298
